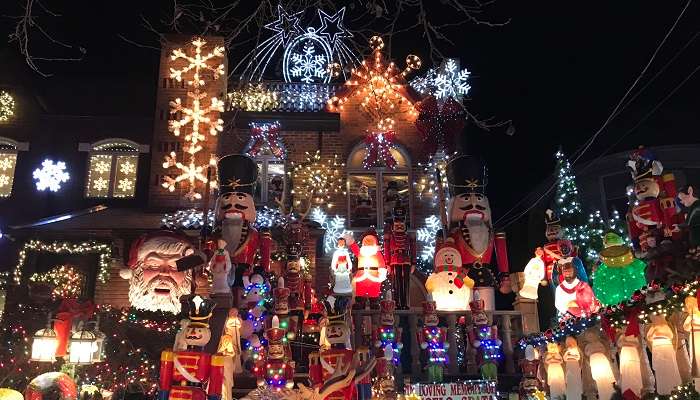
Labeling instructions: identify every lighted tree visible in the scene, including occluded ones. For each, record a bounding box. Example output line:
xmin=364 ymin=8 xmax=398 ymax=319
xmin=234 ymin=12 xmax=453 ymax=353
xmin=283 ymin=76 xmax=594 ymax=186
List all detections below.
xmin=553 ymin=148 xmax=582 ymax=223
xmin=288 ymin=150 xmax=345 ymax=211
xmin=162 ymin=37 xmax=225 ymax=201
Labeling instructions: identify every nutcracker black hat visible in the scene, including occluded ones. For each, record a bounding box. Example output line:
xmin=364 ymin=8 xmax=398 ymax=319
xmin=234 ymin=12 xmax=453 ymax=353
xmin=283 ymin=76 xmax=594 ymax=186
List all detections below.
xmin=187 ymin=295 xmax=216 ymax=328
xmin=627 ymin=146 xmax=662 ymax=182
xmin=217 ymin=154 xmax=258 ymax=195
xmin=446 ymin=155 xmax=488 ymax=196
xmin=392 ymin=205 xmax=407 ymax=221
xmin=323 ymin=296 xmax=350 ymax=327
xmin=544 ymin=209 xmax=560 ymax=226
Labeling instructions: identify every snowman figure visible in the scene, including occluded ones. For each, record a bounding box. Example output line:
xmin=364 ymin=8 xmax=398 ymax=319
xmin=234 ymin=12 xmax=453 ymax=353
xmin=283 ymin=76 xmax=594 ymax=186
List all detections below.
xmin=425 ymin=238 xmax=474 ymax=311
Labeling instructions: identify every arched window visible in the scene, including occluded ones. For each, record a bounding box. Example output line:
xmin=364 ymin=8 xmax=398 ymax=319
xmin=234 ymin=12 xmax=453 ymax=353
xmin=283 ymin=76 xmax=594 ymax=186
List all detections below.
xmin=81 ymin=139 xmax=147 ymax=198
xmin=346 ymin=143 xmax=412 ymax=228
xmin=0 ymin=137 xmax=24 ymax=198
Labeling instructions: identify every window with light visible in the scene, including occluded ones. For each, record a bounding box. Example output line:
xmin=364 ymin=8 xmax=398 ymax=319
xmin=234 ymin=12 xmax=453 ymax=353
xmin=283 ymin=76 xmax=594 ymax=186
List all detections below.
xmin=253 ymin=155 xmax=286 ymax=205
xmin=347 ymin=144 xmax=412 ymax=228
xmin=85 ymin=140 xmax=140 ymax=198
xmin=0 ymin=138 xmax=19 ymax=198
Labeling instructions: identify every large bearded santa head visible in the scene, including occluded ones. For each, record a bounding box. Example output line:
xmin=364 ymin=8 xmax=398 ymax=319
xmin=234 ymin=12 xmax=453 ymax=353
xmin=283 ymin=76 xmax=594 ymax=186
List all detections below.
xmin=122 ymin=232 xmax=194 ymax=314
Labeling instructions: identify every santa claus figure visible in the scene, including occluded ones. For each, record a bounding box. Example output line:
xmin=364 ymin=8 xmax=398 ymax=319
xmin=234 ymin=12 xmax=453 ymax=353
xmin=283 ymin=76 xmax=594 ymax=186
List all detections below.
xmin=254 ymin=316 xmax=295 ymax=390
xmin=310 ymin=296 xmax=354 ymax=400
xmin=346 ymin=230 xmax=387 ymax=309
xmin=425 ymin=238 xmax=474 ymax=311
xmin=417 ymin=297 xmax=448 ymax=382
xmin=626 ymin=147 xmax=681 ymax=261
xmin=330 ymin=238 xmax=353 ymax=296
xmin=554 ymin=259 xmax=599 ymax=319
xmin=445 ymin=155 xmax=510 ymax=310
xmin=121 ymin=231 xmax=196 ymax=314
xmin=158 ymin=296 xmax=224 ymax=400
xmin=468 ymin=293 xmax=502 ymax=380
xmin=383 ymin=205 xmax=416 ymax=310
xmin=215 ymin=154 xmax=271 ymax=304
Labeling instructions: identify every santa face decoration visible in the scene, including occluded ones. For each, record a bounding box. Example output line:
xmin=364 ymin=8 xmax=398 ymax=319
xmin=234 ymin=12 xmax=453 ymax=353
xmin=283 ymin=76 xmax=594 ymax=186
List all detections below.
xmin=184 ymin=325 xmax=211 ymax=347
xmin=216 ymin=192 xmax=256 ymax=222
xmin=125 ymin=234 xmax=194 ymax=314
xmin=448 ymin=192 xmax=492 ymax=224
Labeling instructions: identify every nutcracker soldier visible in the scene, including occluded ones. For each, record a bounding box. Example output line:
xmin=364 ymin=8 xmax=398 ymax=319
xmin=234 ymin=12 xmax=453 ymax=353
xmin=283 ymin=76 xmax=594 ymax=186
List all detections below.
xmin=536 ymin=209 xmax=581 ymax=291
xmin=445 ymin=155 xmax=510 ymax=310
xmin=626 ymin=147 xmax=681 ymax=278
xmin=468 ymin=293 xmax=502 ymax=380
xmin=519 ymin=345 xmax=541 ymax=398
xmin=383 ymin=205 xmax=416 ymax=310
xmin=417 ymin=297 xmax=448 ymax=382
xmin=215 ymin=154 xmax=271 ymax=305
xmin=309 ymin=296 xmax=354 ymax=400
xmin=346 ymin=229 xmax=388 ymax=309
xmin=254 ymin=316 xmax=295 ymax=390
xmin=272 ymin=278 xmax=294 ymax=336
xmin=356 ymin=347 xmax=373 ymax=400
xmin=300 ymin=301 xmax=324 ymax=370
xmin=158 ymin=296 xmax=224 ymax=400
xmin=373 ymin=291 xmax=402 ymax=394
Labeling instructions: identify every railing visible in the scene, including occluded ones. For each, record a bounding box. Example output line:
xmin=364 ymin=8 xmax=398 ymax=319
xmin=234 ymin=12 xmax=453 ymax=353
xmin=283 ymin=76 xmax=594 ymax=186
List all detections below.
xmin=226 ymin=81 xmax=343 ymax=113
xmin=351 ymin=309 xmax=525 ymax=380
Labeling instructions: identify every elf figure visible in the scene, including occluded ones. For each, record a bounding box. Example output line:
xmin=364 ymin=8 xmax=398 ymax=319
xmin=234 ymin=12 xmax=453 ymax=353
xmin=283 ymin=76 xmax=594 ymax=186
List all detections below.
xmin=254 ymin=316 xmax=295 ymax=390
xmin=445 ymin=155 xmax=510 ymax=310
xmin=330 ymin=237 xmax=353 ymax=296
xmin=383 ymin=205 xmax=416 ymax=310
xmin=626 ymin=147 xmax=681 ymax=261
xmin=215 ymin=155 xmax=271 ymax=304
xmin=346 ymin=229 xmax=388 ymax=309
xmin=158 ymin=296 xmax=224 ymax=400
xmin=468 ymin=293 xmax=502 ymax=380
xmin=417 ymin=297 xmax=448 ymax=382
xmin=373 ymin=291 xmax=402 ymax=393
xmin=310 ymin=296 xmax=354 ymax=400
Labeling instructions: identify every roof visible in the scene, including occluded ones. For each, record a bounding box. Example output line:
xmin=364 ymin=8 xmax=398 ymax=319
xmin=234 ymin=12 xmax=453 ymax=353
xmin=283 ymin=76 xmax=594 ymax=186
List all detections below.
xmin=9 ymin=206 xmax=165 ymax=234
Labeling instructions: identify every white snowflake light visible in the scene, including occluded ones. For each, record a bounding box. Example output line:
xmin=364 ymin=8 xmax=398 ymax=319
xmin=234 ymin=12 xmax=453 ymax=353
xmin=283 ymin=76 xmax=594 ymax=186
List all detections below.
xmin=310 ymin=207 xmax=350 ymax=253
xmin=94 ymin=160 xmax=111 ymax=174
xmin=289 ymin=41 xmax=328 ymax=83
xmin=417 ymin=215 xmax=442 ymax=262
xmin=92 ymin=177 xmax=109 ymax=192
xmin=119 ymin=160 xmax=136 ymax=175
xmin=0 ymin=91 xmax=15 ymax=122
xmin=411 ymin=58 xmax=471 ymax=102
xmin=33 ymin=159 xmax=70 ymax=192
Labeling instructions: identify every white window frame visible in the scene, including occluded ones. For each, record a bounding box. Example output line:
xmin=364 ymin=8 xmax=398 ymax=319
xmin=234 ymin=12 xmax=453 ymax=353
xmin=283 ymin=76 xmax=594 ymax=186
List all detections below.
xmin=253 ymin=154 xmax=286 ymax=205
xmin=79 ymin=139 xmax=149 ymax=199
xmin=346 ymin=142 xmax=413 ymax=229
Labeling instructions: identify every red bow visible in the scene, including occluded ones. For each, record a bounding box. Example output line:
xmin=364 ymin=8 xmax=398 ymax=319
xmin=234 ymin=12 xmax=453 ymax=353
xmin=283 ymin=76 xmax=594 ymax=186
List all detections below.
xmin=415 ymin=96 xmax=466 ymax=155
xmin=363 ymin=130 xmax=397 ymax=169
xmin=246 ymin=122 xmax=286 ymax=160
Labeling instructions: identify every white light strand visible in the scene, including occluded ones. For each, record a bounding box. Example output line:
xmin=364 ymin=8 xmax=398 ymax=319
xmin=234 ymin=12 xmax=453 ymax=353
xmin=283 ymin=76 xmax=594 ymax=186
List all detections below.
xmin=14 ymin=240 xmax=111 ymax=284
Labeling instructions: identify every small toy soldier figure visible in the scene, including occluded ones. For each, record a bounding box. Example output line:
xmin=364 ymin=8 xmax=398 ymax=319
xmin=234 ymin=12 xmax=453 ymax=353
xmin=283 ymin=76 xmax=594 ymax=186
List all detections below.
xmin=214 ymin=155 xmax=271 ymax=305
xmin=356 ymin=347 xmax=373 ymax=400
xmin=383 ymin=205 xmax=416 ymax=310
xmin=158 ymin=296 xmax=224 ymax=400
xmin=626 ymin=147 xmax=681 ymax=258
xmin=346 ymin=229 xmax=388 ymax=309
xmin=417 ymin=297 xmax=448 ymax=382
xmin=272 ymin=278 xmax=294 ymax=337
xmin=254 ymin=316 xmax=295 ymax=390
xmin=310 ymin=296 xmax=354 ymax=400
xmin=468 ymin=293 xmax=502 ymax=380
xmin=535 ymin=209 xmax=580 ymax=291
xmin=373 ymin=292 xmax=402 ymax=393
xmin=445 ymin=155 xmax=511 ymax=310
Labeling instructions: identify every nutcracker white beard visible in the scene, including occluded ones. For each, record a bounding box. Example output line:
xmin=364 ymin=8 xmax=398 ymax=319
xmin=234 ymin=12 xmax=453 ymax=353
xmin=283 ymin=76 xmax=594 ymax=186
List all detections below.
xmin=464 ymin=219 xmax=490 ymax=254
xmin=222 ymin=218 xmax=244 ymax=253
xmin=128 ymin=266 xmax=192 ymax=314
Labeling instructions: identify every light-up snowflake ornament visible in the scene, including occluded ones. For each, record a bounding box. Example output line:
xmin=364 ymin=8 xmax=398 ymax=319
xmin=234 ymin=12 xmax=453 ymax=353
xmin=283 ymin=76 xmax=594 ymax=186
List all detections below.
xmin=118 ymin=178 xmax=134 ymax=192
xmin=0 ymin=175 xmax=9 ymax=187
xmin=92 ymin=177 xmax=109 ymax=192
xmin=411 ymin=58 xmax=471 ymax=102
xmin=0 ymin=157 xmax=13 ymax=171
xmin=94 ymin=160 xmax=111 ymax=174
xmin=417 ymin=215 xmax=442 ymax=262
xmin=120 ymin=160 xmax=136 ymax=175
xmin=290 ymin=42 xmax=328 ymax=83
xmin=33 ymin=159 xmax=70 ymax=192
xmin=311 ymin=207 xmax=350 ymax=253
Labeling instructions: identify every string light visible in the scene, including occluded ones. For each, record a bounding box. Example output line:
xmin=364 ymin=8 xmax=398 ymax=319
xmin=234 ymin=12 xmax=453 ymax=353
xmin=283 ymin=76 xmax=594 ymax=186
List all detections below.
xmin=327 ymin=36 xmax=421 ymax=131
xmin=14 ymin=240 xmax=111 ymax=284
xmin=163 ymin=37 xmax=224 ymax=201
xmin=362 ymin=130 xmax=397 ymax=169
xmin=0 ymin=91 xmax=15 ymax=122
xmin=161 ymin=208 xmax=215 ymax=230
xmin=29 ymin=266 xmax=85 ymax=300
xmin=288 ymin=150 xmax=345 ymax=209
xmin=310 ymin=207 xmax=349 ymax=253
xmin=228 ymin=83 xmax=279 ymax=112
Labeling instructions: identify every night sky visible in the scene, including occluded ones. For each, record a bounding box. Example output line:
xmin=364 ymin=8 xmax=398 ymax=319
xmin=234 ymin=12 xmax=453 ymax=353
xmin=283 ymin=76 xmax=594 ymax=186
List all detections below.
xmin=1 ymin=1 xmax=698 ymax=218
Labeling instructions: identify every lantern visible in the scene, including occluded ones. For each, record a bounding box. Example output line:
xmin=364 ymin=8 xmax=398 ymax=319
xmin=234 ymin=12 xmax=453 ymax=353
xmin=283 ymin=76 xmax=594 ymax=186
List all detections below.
xmin=91 ymin=330 xmax=105 ymax=363
xmin=68 ymin=324 xmax=97 ymax=365
xmin=30 ymin=326 xmax=58 ymax=362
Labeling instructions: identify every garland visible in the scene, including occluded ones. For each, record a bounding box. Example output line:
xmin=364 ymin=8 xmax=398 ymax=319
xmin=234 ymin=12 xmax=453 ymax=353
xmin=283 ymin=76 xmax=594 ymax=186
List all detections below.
xmin=518 ymin=278 xmax=700 ymax=349
xmin=14 ymin=240 xmax=111 ymax=285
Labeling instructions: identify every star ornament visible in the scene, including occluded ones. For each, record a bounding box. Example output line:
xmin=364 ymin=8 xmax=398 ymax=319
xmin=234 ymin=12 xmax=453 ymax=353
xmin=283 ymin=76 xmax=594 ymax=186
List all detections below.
xmin=264 ymin=5 xmax=303 ymax=46
xmin=317 ymin=7 xmax=353 ymax=45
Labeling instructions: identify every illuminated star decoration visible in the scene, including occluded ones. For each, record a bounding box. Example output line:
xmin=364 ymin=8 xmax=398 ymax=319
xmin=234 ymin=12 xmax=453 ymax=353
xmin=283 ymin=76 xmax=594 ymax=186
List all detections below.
xmin=411 ymin=58 xmax=471 ymax=103
xmin=163 ymin=37 xmax=224 ymax=201
xmin=33 ymin=159 xmax=70 ymax=192
xmin=328 ymin=36 xmax=421 ymax=131
xmin=234 ymin=5 xmax=358 ymax=83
